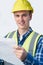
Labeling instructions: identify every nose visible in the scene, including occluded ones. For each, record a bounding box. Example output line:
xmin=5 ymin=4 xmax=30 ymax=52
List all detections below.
xmin=19 ymin=16 xmax=23 ymax=21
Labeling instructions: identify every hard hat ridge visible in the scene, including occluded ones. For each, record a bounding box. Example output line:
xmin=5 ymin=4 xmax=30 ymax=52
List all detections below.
xmin=12 ymin=0 xmax=33 ymax=13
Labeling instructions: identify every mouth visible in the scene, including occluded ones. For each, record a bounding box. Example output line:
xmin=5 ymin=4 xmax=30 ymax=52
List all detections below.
xmin=19 ymin=21 xmax=25 ymax=26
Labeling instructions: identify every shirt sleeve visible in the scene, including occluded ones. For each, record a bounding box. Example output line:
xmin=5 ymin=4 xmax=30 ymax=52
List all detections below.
xmin=0 ymin=59 xmax=4 ymax=65
xmin=23 ymin=35 xmax=43 ymax=65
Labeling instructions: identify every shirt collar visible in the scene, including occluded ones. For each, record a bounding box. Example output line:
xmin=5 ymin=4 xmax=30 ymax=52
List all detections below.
xmin=17 ymin=27 xmax=33 ymax=38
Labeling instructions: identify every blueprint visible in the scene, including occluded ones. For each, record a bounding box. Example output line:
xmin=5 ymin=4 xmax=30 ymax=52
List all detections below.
xmin=0 ymin=38 xmax=24 ymax=65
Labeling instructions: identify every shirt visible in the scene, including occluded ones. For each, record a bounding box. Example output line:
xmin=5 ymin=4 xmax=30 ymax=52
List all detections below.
xmin=17 ymin=27 xmax=43 ymax=65
xmin=0 ymin=59 xmax=4 ymax=65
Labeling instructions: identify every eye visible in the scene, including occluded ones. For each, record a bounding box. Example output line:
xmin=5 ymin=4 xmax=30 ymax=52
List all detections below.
xmin=23 ymin=14 xmax=27 ymax=17
xmin=15 ymin=15 xmax=19 ymax=17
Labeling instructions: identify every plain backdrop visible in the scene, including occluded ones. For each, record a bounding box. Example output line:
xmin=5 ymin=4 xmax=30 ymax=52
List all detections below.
xmin=0 ymin=0 xmax=43 ymax=37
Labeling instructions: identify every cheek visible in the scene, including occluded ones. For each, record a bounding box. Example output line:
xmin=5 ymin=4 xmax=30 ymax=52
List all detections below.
xmin=24 ymin=15 xmax=30 ymax=21
xmin=24 ymin=17 xmax=30 ymax=26
xmin=24 ymin=17 xmax=29 ymax=23
xmin=15 ymin=17 xmax=18 ymax=21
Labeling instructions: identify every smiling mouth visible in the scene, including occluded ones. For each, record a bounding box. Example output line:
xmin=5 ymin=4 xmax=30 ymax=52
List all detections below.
xmin=19 ymin=23 xmax=24 ymax=26
xmin=19 ymin=21 xmax=25 ymax=25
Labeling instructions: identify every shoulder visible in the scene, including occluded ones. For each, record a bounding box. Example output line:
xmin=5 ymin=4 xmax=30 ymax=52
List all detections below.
xmin=4 ymin=30 xmax=16 ymax=38
xmin=38 ymin=35 xmax=43 ymax=43
xmin=35 ymin=32 xmax=43 ymax=46
xmin=33 ymin=31 xmax=43 ymax=43
xmin=33 ymin=31 xmax=43 ymax=39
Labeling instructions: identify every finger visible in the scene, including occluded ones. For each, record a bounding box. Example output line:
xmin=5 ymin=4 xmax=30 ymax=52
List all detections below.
xmin=13 ymin=45 xmax=22 ymax=50
xmin=15 ymin=51 xmax=22 ymax=58
xmin=15 ymin=54 xmax=21 ymax=59
xmin=15 ymin=49 xmax=22 ymax=53
xmin=13 ymin=45 xmax=18 ymax=49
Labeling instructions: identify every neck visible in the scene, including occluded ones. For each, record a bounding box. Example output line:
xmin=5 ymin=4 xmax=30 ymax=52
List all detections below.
xmin=18 ymin=27 xmax=29 ymax=36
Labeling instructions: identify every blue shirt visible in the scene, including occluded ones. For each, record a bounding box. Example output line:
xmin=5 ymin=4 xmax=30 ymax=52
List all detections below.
xmin=17 ymin=27 xmax=43 ymax=65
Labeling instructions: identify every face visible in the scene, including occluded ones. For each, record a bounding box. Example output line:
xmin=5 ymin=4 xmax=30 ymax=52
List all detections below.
xmin=14 ymin=11 xmax=32 ymax=30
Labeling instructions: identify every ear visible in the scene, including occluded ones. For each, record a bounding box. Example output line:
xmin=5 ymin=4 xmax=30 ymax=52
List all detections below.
xmin=29 ymin=13 xmax=32 ymax=21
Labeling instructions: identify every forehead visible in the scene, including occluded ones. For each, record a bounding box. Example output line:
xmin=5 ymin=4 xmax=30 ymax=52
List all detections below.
xmin=14 ymin=11 xmax=29 ymax=15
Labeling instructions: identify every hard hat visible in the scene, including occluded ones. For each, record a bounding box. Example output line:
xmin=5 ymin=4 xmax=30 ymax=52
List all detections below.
xmin=12 ymin=0 xmax=33 ymax=13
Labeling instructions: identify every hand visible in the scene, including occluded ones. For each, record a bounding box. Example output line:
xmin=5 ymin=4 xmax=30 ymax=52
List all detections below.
xmin=13 ymin=45 xmax=27 ymax=61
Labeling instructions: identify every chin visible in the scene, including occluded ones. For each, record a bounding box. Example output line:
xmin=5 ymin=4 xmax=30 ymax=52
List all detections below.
xmin=19 ymin=26 xmax=25 ymax=29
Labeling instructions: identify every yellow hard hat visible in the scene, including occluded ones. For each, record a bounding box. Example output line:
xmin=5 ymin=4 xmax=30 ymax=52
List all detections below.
xmin=12 ymin=0 xmax=33 ymax=13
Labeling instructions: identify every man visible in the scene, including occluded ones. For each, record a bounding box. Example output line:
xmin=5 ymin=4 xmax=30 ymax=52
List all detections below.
xmin=5 ymin=0 xmax=43 ymax=65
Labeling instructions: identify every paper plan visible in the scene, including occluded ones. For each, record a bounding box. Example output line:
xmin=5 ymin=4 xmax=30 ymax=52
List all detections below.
xmin=0 ymin=38 xmax=24 ymax=65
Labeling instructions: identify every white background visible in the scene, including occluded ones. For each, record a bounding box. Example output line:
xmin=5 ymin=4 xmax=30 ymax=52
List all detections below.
xmin=0 ymin=0 xmax=43 ymax=37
